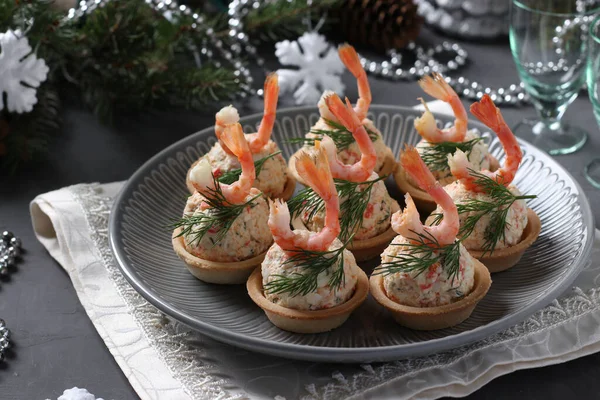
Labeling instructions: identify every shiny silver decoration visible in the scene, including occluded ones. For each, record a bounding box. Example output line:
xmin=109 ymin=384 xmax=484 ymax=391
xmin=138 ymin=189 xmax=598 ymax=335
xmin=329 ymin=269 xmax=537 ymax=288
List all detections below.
xmin=64 ymin=0 xmax=527 ymax=105
xmin=0 ymin=230 xmax=22 ymax=276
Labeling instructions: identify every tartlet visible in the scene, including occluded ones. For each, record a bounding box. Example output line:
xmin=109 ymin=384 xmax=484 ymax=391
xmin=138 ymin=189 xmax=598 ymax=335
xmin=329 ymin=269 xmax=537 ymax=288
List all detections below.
xmin=469 ymin=208 xmax=541 ymax=273
xmin=291 ymin=200 xmax=400 ymax=262
xmin=247 ymin=265 xmax=369 ymax=333
xmin=172 ymin=229 xmax=267 ymax=284
xmin=394 ymin=154 xmax=499 ymax=214
xmin=289 ymin=149 xmax=395 ymax=187
xmin=370 ymin=258 xmax=491 ymax=330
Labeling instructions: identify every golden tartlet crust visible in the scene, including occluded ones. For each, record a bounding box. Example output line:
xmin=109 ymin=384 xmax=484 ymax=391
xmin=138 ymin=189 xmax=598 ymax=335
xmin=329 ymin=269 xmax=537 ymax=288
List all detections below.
xmin=172 ymin=228 xmax=269 ymax=284
xmin=247 ymin=264 xmax=369 ymax=333
xmin=370 ymin=258 xmax=492 ymax=330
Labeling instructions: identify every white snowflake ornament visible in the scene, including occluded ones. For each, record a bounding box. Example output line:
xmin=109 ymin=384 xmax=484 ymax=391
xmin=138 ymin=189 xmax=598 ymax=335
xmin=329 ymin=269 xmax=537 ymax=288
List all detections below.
xmin=0 ymin=29 xmax=49 ymax=113
xmin=275 ymin=32 xmax=345 ymax=105
xmin=46 ymin=387 xmax=105 ymax=400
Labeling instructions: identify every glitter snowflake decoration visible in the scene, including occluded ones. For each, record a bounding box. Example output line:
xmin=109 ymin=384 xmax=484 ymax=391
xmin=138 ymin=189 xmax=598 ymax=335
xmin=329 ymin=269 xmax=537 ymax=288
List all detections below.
xmin=46 ymin=387 xmax=105 ymax=400
xmin=0 ymin=29 xmax=49 ymax=114
xmin=275 ymin=32 xmax=345 ymax=105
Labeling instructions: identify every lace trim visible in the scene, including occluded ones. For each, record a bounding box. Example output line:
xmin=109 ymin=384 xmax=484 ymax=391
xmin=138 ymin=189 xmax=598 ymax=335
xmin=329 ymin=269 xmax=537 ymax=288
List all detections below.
xmin=305 ymin=286 xmax=600 ymax=400
xmin=70 ymin=182 xmax=600 ymax=400
xmin=70 ymin=183 xmax=242 ymax=400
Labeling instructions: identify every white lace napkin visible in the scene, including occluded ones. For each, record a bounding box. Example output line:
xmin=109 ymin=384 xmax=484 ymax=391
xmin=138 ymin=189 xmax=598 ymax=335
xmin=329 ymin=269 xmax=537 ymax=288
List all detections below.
xmin=29 ymin=101 xmax=600 ymax=400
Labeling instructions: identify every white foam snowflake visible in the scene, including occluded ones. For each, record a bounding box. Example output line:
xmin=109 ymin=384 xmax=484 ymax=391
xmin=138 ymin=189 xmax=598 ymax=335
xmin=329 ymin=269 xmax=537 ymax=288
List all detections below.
xmin=46 ymin=387 xmax=105 ymax=400
xmin=275 ymin=32 xmax=345 ymax=105
xmin=0 ymin=29 xmax=49 ymax=113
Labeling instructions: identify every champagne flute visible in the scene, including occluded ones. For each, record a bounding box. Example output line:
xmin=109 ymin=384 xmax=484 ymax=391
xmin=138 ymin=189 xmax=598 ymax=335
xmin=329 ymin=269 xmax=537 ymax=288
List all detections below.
xmin=586 ymin=15 xmax=600 ymax=188
xmin=509 ymin=0 xmax=600 ymax=155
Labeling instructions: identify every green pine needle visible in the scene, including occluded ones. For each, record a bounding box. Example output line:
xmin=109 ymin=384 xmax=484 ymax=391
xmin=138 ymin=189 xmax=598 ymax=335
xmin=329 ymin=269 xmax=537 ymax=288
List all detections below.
xmin=288 ymin=176 xmax=386 ymax=241
xmin=217 ymin=151 xmax=281 ymax=185
xmin=430 ymin=169 xmax=536 ymax=254
xmin=420 ymin=138 xmax=483 ymax=171
xmin=171 ymin=174 xmax=260 ymax=247
xmin=373 ymin=230 xmax=462 ymax=284
xmin=287 ymin=118 xmax=379 ymax=152
xmin=263 ymin=237 xmax=352 ymax=297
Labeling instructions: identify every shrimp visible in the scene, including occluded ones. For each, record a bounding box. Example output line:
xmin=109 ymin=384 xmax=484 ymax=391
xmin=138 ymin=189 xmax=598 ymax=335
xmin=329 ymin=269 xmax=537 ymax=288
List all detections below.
xmin=246 ymin=73 xmax=279 ymax=153
xmin=393 ymin=147 xmax=458 ymax=246
xmin=320 ymin=93 xmax=376 ymax=182
xmin=190 ymin=123 xmax=255 ymax=204
xmin=268 ymin=144 xmax=340 ymax=252
xmin=448 ymin=94 xmax=522 ymax=191
xmin=214 ymin=105 xmax=240 ymax=156
xmin=317 ymin=44 xmax=371 ymax=122
xmin=414 ymin=72 xmax=467 ymax=143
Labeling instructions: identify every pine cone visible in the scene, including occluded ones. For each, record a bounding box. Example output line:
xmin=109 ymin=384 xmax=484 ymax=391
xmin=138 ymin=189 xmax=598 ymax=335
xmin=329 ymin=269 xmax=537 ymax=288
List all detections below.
xmin=334 ymin=0 xmax=423 ymax=52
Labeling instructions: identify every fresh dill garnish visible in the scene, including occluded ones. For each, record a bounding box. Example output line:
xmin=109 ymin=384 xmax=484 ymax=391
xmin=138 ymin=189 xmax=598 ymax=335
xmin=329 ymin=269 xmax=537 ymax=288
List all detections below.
xmin=373 ymin=230 xmax=462 ymax=283
xmin=429 ymin=169 xmax=536 ymax=254
xmin=287 ymin=118 xmax=379 ymax=152
xmin=420 ymin=138 xmax=483 ymax=171
xmin=171 ymin=174 xmax=261 ymax=247
xmin=287 ymin=176 xmax=386 ymax=241
xmin=217 ymin=151 xmax=281 ymax=185
xmin=263 ymin=238 xmax=352 ymax=297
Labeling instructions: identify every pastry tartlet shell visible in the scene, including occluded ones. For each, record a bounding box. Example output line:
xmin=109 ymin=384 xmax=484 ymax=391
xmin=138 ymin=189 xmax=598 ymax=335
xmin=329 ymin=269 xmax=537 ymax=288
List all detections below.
xmin=370 ymin=258 xmax=491 ymax=330
xmin=247 ymin=264 xmax=369 ymax=333
xmin=172 ymin=228 xmax=269 ymax=284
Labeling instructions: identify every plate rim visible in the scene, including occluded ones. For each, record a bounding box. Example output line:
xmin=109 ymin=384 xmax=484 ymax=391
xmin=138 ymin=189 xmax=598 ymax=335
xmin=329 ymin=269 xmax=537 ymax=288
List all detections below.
xmin=109 ymin=104 xmax=595 ymax=362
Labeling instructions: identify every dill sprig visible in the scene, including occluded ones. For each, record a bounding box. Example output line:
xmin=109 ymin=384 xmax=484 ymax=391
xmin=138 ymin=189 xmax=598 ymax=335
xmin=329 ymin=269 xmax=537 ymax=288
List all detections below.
xmin=217 ymin=151 xmax=281 ymax=185
xmin=287 ymin=118 xmax=379 ymax=151
xmin=430 ymin=169 xmax=536 ymax=254
xmin=288 ymin=176 xmax=386 ymax=241
xmin=264 ymin=238 xmax=352 ymax=297
xmin=373 ymin=230 xmax=462 ymax=283
xmin=420 ymin=138 xmax=483 ymax=171
xmin=171 ymin=174 xmax=261 ymax=247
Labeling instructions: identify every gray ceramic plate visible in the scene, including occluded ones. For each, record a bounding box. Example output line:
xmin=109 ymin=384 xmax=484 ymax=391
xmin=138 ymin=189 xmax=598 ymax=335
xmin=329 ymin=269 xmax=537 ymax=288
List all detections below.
xmin=109 ymin=105 xmax=594 ymax=363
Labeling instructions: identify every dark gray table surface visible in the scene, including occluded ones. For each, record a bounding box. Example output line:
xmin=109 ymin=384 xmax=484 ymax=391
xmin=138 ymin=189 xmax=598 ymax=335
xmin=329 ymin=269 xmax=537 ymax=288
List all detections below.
xmin=2 ymin=31 xmax=600 ymax=400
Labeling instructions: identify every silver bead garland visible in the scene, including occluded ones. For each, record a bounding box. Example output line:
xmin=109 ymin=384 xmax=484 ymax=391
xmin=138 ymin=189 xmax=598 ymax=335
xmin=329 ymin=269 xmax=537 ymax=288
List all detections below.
xmin=65 ymin=0 xmax=529 ymax=106
xmin=0 ymin=230 xmax=19 ymax=363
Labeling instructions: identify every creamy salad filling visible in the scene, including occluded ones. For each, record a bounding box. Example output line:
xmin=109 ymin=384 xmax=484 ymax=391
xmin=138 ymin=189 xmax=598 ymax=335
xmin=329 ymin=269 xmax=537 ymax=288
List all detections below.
xmin=429 ymin=181 xmax=528 ymax=251
xmin=262 ymin=233 xmax=358 ymax=311
xmin=183 ymin=190 xmax=272 ymax=262
xmin=302 ymin=176 xmax=394 ymax=240
xmin=304 ymin=118 xmax=393 ymax=175
xmin=205 ymin=140 xmax=288 ymax=197
xmin=410 ymin=129 xmax=493 ymax=186
xmin=381 ymin=236 xmax=475 ymax=307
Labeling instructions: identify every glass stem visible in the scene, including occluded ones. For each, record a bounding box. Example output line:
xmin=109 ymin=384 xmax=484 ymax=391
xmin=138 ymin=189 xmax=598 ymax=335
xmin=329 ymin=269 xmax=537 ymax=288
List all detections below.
xmin=531 ymin=99 xmax=568 ymax=135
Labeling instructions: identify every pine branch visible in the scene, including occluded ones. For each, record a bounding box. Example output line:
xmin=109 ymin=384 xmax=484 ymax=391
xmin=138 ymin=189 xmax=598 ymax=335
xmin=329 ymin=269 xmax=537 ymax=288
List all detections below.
xmin=217 ymin=0 xmax=342 ymax=42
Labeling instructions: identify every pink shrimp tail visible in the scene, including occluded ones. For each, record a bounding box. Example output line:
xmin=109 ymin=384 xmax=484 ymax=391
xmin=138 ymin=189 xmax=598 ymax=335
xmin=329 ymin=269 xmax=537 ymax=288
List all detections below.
xmin=219 ymin=123 xmax=255 ymax=202
xmin=324 ymin=94 xmax=376 ymax=181
xmin=296 ymin=149 xmax=341 ymax=245
xmin=249 ymin=73 xmax=279 ymax=153
xmin=400 ymin=147 xmax=458 ymax=245
xmin=339 ymin=44 xmax=371 ymax=120
xmin=470 ymin=94 xmax=522 ymax=186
